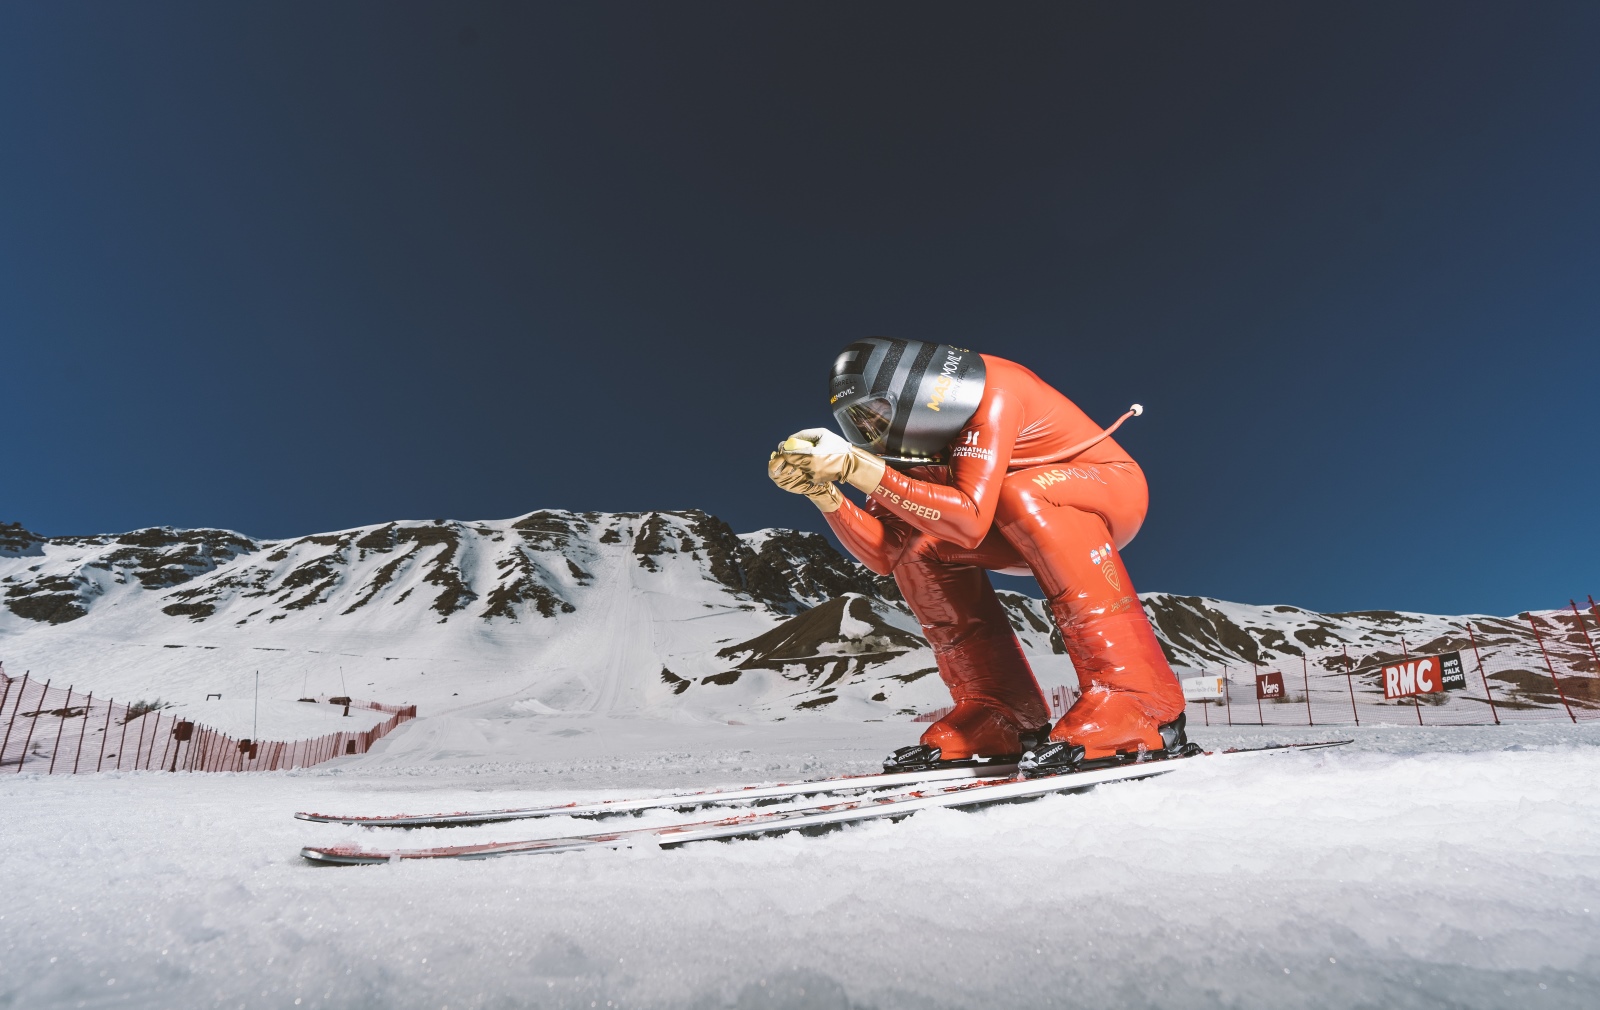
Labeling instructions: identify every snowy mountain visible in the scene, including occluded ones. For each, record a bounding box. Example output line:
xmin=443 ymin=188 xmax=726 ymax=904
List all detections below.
xmin=1 ymin=513 xmax=1592 ymax=723
xmin=0 ymin=512 xmax=1067 ymax=723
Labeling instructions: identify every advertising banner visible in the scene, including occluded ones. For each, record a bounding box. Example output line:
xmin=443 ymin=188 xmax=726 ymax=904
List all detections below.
xmin=1182 ymin=676 xmax=1226 ymax=701
xmin=1381 ymin=651 xmax=1468 ymax=699
xmin=1255 ymin=671 xmax=1285 ymax=700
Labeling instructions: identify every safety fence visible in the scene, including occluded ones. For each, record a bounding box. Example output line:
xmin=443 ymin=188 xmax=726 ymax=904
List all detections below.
xmin=916 ymin=603 xmax=1600 ymax=729
xmin=0 ymin=666 xmax=417 ymax=774
xmin=1183 ymin=606 xmax=1600 ymax=728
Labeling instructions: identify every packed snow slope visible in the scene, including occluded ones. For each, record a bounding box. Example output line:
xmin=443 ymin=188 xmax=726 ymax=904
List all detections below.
xmin=1 ymin=512 xmax=1593 ymax=726
xmin=2 ymin=721 xmax=1597 ymax=1009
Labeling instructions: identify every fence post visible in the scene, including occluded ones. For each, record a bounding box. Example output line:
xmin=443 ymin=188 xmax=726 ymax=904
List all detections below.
xmin=141 ymin=711 xmax=155 ymax=769
xmin=1526 ymin=612 xmax=1577 ymax=723
xmin=97 ymin=697 xmax=113 ymax=771
xmin=132 ymin=708 xmax=151 ymax=770
xmin=1342 ymin=646 xmax=1359 ymax=726
xmin=1249 ymin=659 xmax=1262 ymax=726
xmin=1395 ymin=637 xmax=1420 ymax=723
xmin=3 ymin=674 xmax=34 ymax=772
xmin=1464 ymin=623 xmax=1500 ymax=725
xmin=1302 ymin=655 xmax=1313 ymax=726
xmin=157 ymin=715 xmax=174 ymax=773
xmin=114 ymin=701 xmax=131 ymax=771
xmin=48 ymin=685 xmax=74 ymax=774
xmin=0 ymin=673 xmax=16 ymax=763
xmin=73 ymin=693 xmax=92 ymax=774
xmin=1223 ymin=665 xmax=1233 ymax=726
xmin=15 ymin=678 xmax=51 ymax=773
xmin=1571 ymin=600 xmax=1600 ymax=675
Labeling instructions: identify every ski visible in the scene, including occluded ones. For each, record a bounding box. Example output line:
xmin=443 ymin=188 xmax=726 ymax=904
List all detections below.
xmin=299 ymin=759 xmax=1173 ymax=864
xmin=299 ymin=740 xmax=1350 ymax=865
xmin=294 ymin=760 xmax=1021 ymax=828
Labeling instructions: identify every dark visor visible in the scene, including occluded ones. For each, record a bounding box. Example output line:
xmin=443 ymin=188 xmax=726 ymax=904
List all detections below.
xmin=834 ymin=396 xmax=894 ymax=447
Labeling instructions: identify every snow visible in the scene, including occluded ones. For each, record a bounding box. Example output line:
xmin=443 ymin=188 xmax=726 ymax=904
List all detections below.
xmin=4 ymin=715 xmax=1598 ymax=1009
xmin=5 ymin=511 xmax=1598 ymax=1005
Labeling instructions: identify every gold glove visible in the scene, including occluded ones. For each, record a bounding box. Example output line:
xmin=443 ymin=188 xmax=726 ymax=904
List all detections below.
xmin=767 ymin=453 xmax=843 ymax=512
xmin=774 ymin=428 xmax=886 ymax=495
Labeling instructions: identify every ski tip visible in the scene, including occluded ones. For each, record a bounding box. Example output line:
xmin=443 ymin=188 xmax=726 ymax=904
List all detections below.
xmin=1219 ymin=738 xmax=1356 ymax=755
xmin=300 ymin=846 xmax=391 ymax=866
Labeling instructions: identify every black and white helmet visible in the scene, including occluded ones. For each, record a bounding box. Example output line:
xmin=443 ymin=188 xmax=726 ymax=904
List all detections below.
xmin=828 ymin=337 xmax=986 ymax=465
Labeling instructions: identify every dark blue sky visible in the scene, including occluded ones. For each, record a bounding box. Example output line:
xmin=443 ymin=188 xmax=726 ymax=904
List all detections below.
xmin=3 ymin=2 xmax=1596 ymax=616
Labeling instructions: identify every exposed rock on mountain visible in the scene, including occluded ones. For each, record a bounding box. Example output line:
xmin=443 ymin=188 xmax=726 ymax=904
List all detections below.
xmin=0 ymin=510 xmax=1591 ymax=721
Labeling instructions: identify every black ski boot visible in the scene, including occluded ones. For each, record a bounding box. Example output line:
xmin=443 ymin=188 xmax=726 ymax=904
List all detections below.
xmin=882 ymin=723 xmax=1051 ymax=774
xmin=1159 ymin=712 xmax=1202 ymax=758
xmin=883 ymin=744 xmax=944 ymax=773
xmin=1018 ymin=714 xmax=1201 ymax=778
xmin=1016 ymin=740 xmax=1085 ymax=777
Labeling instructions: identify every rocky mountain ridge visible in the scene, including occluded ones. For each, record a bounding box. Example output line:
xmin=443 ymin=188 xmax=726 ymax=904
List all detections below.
xmin=1 ymin=513 xmax=1593 ymax=720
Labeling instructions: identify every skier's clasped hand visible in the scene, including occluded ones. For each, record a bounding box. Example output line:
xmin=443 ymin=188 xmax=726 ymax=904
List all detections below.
xmin=766 ymin=452 xmax=843 ymax=512
xmin=770 ymin=428 xmax=886 ymax=494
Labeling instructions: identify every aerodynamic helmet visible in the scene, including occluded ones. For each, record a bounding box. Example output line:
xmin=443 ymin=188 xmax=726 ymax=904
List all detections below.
xmin=828 ymin=337 xmax=986 ymax=465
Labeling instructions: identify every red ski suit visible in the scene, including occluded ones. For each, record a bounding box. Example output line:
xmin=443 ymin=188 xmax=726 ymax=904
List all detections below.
xmin=823 ymin=355 xmax=1185 ymax=759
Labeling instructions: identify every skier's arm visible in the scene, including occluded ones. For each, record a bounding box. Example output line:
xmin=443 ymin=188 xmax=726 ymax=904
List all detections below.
xmin=821 ymin=496 xmax=910 ymax=576
xmin=861 ymin=391 xmax=1021 ymax=550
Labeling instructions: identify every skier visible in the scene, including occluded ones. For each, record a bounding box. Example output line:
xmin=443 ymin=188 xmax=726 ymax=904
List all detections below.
xmin=769 ymin=337 xmax=1186 ymax=771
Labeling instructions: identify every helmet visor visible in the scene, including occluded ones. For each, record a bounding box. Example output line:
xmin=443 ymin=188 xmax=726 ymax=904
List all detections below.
xmin=835 ymin=396 xmax=894 ymax=448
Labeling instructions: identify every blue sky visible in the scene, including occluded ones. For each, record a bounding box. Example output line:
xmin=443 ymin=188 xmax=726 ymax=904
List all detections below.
xmin=2 ymin=2 xmax=1596 ymax=615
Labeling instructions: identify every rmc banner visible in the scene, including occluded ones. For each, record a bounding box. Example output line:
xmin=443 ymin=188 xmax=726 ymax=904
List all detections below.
xmin=1381 ymin=651 xmax=1469 ymax=700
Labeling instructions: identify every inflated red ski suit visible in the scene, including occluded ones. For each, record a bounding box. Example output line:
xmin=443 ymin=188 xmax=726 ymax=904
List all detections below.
xmin=823 ymin=355 xmax=1185 ymax=759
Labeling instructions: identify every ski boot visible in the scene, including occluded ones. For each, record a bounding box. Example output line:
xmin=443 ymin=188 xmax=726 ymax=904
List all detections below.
xmin=883 ymin=700 xmax=1049 ymax=773
xmin=1018 ymin=712 xmax=1199 ymax=778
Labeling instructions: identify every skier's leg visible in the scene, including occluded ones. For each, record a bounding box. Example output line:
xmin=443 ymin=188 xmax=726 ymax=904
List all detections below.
xmin=890 ymin=528 xmax=1050 ymax=759
xmin=996 ymin=462 xmax=1185 ymax=759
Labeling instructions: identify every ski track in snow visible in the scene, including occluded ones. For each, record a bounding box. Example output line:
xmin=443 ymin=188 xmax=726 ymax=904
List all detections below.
xmin=3 ymin=719 xmax=1598 ymax=1010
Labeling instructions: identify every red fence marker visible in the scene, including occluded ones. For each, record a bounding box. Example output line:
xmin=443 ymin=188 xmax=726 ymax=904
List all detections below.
xmin=47 ymin=685 xmax=73 ymax=774
xmin=158 ymin=715 xmax=174 ymax=773
xmin=16 ymin=678 xmax=50 ymax=773
xmin=3 ymin=674 xmax=33 ymax=771
xmin=0 ymin=672 xmax=18 ymax=765
xmin=1342 ymin=646 xmax=1359 ymax=726
xmin=1526 ymin=612 xmax=1577 ymax=723
xmin=1463 ymin=623 xmax=1500 ymax=725
xmin=114 ymin=701 xmax=130 ymax=771
xmin=1302 ymin=655 xmax=1313 ymax=726
xmin=1223 ymin=664 xmax=1233 ymax=726
xmin=1571 ymin=600 xmax=1600 ymax=675
xmin=97 ymin=697 xmax=112 ymax=771
xmin=72 ymin=692 xmax=92 ymax=774
xmin=1399 ymin=636 xmax=1424 ymax=726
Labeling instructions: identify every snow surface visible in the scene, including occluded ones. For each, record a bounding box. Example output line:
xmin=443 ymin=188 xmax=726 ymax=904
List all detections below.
xmin=4 ymin=715 xmax=1598 ymax=1009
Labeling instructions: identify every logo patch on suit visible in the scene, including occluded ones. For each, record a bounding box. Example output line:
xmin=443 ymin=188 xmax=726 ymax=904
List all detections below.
xmin=1090 ymin=542 xmax=1120 ymax=591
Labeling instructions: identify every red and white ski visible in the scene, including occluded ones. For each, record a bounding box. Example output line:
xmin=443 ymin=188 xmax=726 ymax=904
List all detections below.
xmin=298 ymin=740 xmax=1349 ymax=865
xmin=299 ymin=759 xmax=1178 ymax=864
xmin=294 ymin=760 xmax=1020 ymax=828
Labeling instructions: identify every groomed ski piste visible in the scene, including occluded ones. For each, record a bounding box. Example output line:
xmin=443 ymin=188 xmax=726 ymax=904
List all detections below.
xmin=3 ymin=714 xmax=1598 ymax=1010
xmin=4 ymin=513 xmax=1599 ymax=1007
